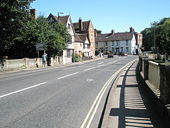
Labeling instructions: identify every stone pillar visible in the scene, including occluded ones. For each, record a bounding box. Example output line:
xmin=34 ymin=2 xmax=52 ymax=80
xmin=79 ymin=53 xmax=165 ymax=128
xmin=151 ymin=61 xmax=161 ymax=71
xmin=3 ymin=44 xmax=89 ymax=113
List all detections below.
xmin=143 ymin=58 xmax=153 ymax=80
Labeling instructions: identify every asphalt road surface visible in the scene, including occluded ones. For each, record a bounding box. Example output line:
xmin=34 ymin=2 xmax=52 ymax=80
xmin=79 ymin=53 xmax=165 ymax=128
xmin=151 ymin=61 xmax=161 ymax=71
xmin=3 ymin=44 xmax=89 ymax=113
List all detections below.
xmin=0 ymin=55 xmax=138 ymax=128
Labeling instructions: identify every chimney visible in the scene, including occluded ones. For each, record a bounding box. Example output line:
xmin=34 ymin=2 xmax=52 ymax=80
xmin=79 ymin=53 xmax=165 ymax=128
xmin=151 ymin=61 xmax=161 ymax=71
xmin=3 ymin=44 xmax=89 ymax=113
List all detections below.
xmin=30 ymin=9 xmax=36 ymax=19
xmin=79 ymin=17 xmax=83 ymax=32
xmin=111 ymin=29 xmax=115 ymax=34
xmin=130 ymin=27 xmax=134 ymax=32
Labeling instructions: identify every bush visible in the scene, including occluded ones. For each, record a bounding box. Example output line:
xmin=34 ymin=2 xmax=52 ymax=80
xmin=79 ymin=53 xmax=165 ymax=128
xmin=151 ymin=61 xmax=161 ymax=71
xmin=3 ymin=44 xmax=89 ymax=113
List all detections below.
xmin=72 ymin=53 xmax=81 ymax=62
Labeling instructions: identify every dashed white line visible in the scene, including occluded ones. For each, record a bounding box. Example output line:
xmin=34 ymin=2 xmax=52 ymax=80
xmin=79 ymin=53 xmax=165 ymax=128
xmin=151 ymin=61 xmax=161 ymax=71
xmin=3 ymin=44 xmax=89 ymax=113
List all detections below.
xmin=97 ymin=64 xmax=106 ymax=67
xmin=63 ymin=67 xmax=76 ymax=70
xmin=98 ymin=62 xmax=104 ymax=64
xmin=0 ymin=82 xmax=47 ymax=99
xmin=57 ymin=72 xmax=79 ymax=79
xmin=83 ymin=67 xmax=95 ymax=71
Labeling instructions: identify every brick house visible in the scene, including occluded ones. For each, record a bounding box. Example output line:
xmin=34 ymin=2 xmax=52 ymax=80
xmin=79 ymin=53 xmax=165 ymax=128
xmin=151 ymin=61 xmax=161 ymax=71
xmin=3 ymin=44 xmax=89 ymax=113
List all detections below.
xmin=73 ymin=18 xmax=95 ymax=57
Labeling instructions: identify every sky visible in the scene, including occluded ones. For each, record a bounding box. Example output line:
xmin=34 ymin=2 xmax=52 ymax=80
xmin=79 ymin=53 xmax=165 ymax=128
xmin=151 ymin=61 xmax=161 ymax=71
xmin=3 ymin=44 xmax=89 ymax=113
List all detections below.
xmin=31 ymin=0 xmax=170 ymax=33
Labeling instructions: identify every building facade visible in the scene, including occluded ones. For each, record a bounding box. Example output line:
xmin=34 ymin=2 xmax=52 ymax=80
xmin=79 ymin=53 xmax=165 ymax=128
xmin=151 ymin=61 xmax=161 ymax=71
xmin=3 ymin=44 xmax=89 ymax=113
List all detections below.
xmin=73 ymin=18 xmax=95 ymax=57
xmin=48 ymin=14 xmax=75 ymax=64
xmin=96 ymin=28 xmax=141 ymax=55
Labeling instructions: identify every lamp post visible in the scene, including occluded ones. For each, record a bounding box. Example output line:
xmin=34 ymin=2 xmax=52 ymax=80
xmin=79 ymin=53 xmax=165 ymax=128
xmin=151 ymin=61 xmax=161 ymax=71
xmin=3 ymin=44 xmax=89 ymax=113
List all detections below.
xmin=153 ymin=27 xmax=156 ymax=53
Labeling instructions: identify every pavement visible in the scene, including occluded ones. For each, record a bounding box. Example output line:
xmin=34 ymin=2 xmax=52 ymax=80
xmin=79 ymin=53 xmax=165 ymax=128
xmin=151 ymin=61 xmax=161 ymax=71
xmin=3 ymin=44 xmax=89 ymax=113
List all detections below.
xmin=101 ymin=61 xmax=169 ymax=128
xmin=0 ymin=56 xmax=104 ymax=75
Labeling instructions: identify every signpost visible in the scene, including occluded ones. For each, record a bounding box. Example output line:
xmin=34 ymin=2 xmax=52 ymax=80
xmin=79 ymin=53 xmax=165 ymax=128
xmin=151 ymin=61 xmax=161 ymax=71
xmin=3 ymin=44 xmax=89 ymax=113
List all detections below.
xmin=36 ymin=43 xmax=45 ymax=58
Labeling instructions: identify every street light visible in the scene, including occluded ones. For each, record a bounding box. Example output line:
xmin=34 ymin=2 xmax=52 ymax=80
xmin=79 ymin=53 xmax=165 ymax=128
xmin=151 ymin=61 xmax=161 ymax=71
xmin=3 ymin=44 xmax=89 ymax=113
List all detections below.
xmin=153 ymin=27 xmax=156 ymax=53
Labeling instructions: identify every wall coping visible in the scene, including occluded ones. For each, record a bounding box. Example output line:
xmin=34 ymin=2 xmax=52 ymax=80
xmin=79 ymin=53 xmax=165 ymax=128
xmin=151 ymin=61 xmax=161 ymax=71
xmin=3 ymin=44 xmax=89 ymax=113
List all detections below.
xmin=148 ymin=61 xmax=159 ymax=66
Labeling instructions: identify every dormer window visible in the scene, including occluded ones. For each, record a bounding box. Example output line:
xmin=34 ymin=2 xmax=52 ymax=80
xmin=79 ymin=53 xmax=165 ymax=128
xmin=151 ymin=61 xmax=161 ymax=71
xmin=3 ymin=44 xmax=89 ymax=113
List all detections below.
xmin=68 ymin=24 xmax=71 ymax=29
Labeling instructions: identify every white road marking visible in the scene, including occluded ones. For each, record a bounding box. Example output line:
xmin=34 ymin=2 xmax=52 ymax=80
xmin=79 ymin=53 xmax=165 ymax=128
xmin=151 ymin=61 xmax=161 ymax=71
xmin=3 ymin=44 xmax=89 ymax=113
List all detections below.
xmin=97 ymin=64 xmax=106 ymax=67
xmin=86 ymin=79 xmax=95 ymax=83
xmin=57 ymin=72 xmax=79 ymax=80
xmin=63 ymin=67 xmax=76 ymax=70
xmin=0 ymin=82 xmax=47 ymax=99
xmin=81 ymin=71 xmax=116 ymax=128
xmin=83 ymin=67 xmax=95 ymax=71
xmin=98 ymin=62 xmax=104 ymax=64
xmin=81 ymin=59 xmax=137 ymax=128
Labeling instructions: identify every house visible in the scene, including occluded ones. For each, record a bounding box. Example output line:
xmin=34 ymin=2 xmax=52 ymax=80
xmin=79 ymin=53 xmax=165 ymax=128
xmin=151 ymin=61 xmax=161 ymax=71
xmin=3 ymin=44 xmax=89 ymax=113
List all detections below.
xmin=74 ymin=33 xmax=84 ymax=55
xmin=96 ymin=28 xmax=138 ymax=55
xmin=48 ymin=14 xmax=75 ymax=64
xmin=73 ymin=18 xmax=95 ymax=57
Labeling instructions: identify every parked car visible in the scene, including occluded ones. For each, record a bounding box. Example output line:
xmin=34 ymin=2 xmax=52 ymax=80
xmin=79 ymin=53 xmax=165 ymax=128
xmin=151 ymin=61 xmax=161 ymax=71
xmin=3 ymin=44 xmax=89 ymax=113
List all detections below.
xmin=108 ymin=53 xmax=114 ymax=58
xmin=119 ymin=52 xmax=128 ymax=56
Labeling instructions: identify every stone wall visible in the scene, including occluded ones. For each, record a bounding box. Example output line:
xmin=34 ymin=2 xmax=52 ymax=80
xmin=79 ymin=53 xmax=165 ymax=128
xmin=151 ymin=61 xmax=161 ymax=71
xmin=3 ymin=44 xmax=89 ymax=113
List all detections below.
xmin=0 ymin=56 xmax=63 ymax=72
xmin=159 ymin=64 xmax=170 ymax=104
xmin=148 ymin=61 xmax=160 ymax=90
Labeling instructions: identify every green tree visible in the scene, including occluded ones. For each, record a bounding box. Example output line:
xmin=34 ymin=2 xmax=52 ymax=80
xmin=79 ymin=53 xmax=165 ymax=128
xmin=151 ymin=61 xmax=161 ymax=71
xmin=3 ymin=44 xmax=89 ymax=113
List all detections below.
xmin=159 ymin=19 xmax=170 ymax=54
xmin=141 ymin=17 xmax=170 ymax=55
xmin=0 ymin=0 xmax=35 ymax=57
xmin=36 ymin=16 xmax=68 ymax=57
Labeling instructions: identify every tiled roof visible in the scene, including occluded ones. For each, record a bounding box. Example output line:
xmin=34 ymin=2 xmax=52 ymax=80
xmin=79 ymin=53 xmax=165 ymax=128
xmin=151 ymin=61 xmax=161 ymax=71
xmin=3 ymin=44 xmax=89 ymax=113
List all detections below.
xmin=75 ymin=33 xmax=83 ymax=43
xmin=58 ymin=15 xmax=69 ymax=25
xmin=73 ymin=21 xmax=90 ymax=32
xmin=48 ymin=14 xmax=69 ymax=25
xmin=96 ymin=32 xmax=133 ymax=42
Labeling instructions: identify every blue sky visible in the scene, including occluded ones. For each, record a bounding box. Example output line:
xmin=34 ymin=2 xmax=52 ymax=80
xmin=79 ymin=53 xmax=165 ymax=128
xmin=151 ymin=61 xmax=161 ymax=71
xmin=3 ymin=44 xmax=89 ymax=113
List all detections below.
xmin=31 ymin=0 xmax=170 ymax=33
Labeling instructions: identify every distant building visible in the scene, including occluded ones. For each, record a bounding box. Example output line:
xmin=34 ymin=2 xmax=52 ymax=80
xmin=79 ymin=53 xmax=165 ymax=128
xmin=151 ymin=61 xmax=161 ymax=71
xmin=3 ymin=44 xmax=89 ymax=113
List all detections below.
xmin=96 ymin=28 xmax=142 ymax=55
xmin=73 ymin=18 xmax=95 ymax=57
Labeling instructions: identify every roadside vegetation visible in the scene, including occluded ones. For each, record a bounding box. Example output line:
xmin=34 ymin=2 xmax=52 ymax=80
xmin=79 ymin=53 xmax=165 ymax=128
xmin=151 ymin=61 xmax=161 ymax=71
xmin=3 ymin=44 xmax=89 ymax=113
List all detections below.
xmin=141 ymin=17 xmax=170 ymax=57
xmin=0 ymin=0 xmax=70 ymax=59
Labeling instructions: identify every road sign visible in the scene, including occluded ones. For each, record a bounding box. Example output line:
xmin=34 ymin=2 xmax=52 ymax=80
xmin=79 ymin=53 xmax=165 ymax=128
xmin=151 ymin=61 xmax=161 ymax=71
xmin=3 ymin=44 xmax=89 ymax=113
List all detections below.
xmin=36 ymin=43 xmax=44 ymax=51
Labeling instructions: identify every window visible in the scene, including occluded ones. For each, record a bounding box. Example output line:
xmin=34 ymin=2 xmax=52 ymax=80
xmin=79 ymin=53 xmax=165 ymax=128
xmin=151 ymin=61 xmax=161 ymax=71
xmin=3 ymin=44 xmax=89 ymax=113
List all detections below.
xmin=112 ymin=42 xmax=114 ymax=46
xmin=116 ymin=41 xmax=119 ymax=46
xmin=126 ymin=47 xmax=129 ymax=52
xmin=67 ymin=50 xmax=71 ymax=57
xmin=68 ymin=24 xmax=71 ymax=29
xmin=121 ymin=47 xmax=123 ymax=52
xmin=112 ymin=48 xmax=114 ymax=53
xmin=126 ymin=40 xmax=128 ymax=46
xmin=105 ymin=42 xmax=108 ymax=46
xmin=67 ymin=49 xmax=73 ymax=57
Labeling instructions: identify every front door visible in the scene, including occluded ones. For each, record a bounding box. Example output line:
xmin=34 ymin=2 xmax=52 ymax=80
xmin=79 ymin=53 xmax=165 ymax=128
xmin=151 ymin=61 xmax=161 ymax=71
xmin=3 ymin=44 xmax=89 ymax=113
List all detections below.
xmin=116 ymin=48 xmax=119 ymax=55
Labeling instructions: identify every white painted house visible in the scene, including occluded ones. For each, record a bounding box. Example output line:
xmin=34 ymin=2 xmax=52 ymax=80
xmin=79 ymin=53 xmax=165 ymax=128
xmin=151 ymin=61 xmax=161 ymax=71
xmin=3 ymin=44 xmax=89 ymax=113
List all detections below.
xmin=96 ymin=30 xmax=137 ymax=55
xmin=48 ymin=14 xmax=75 ymax=64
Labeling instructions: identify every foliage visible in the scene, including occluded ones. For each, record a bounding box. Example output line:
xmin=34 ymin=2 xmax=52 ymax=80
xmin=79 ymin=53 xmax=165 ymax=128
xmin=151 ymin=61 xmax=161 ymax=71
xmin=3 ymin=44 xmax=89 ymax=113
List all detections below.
xmin=94 ymin=28 xmax=102 ymax=34
xmin=0 ymin=0 xmax=69 ymax=58
xmin=72 ymin=53 xmax=81 ymax=62
xmin=141 ymin=17 xmax=170 ymax=55
xmin=0 ymin=0 xmax=35 ymax=57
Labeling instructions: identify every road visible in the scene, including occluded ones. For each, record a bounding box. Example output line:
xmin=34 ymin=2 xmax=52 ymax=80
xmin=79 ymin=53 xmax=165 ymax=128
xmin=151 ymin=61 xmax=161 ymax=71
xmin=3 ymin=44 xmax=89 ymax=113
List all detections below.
xmin=0 ymin=55 xmax=137 ymax=128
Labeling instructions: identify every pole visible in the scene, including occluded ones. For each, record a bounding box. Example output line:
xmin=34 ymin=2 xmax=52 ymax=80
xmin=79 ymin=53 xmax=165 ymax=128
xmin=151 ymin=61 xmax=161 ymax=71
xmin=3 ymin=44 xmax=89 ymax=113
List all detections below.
xmin=154 ymin=27 xmax=156 ymax=52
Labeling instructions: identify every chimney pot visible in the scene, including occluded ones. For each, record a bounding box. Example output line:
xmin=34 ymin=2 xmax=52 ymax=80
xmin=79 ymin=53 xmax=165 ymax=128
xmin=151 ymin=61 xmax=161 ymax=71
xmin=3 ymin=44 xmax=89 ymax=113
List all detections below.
xmin=111 ymin=29 xmax=115 ymax=34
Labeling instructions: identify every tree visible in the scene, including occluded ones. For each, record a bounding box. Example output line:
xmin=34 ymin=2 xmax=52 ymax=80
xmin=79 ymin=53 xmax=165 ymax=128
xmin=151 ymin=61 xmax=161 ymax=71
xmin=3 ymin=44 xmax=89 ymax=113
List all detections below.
xmin=36 ymin=16 xmax=68 ymax=57
xmin=159 ymin=19 xmax=170 ymax=55
xmin=0 ymin=0 xmax=35 ymax=58
xmin=141 ymin=17 xmax=170 ymax=55
xmin=94 ymin=28 xmax=102 ymax=34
